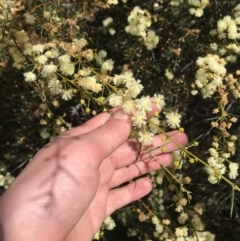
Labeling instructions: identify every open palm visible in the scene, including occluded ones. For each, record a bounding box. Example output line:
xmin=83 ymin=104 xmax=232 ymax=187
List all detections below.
xmin=0 ymin=109 xmax=188 ymax=241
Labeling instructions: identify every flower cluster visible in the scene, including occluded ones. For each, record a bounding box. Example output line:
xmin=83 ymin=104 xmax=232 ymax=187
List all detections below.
xmin=108 ymin=80 xmax=165 ymax=145
xmin=103 ymin=216 xmax=116 ymax=230
xmin=208 ymin=5 xmax=240 ymax=67
xmin=107 ymin=0 xmax=118 ymax=5
xmin=151 ymin=216 xmax=164 ymax=238
xmin=24 ymin=12 xmax=36 ymax=25
xmin=192 ymin=54 xmax=227 ymax=98
xmin=148 ymin=187 xmax=165 ymax=212
xmin=206 ymin=149 xmax=228 ymax=184
xmin=146 ymin=169 xmax=216 ymax=241
xmin=20 ymin=32 xmax=172 ymax=146
xmin=170 ymin=0 xmax=184 ymax=7
xmin=206 ymin=134 xmax=239 ymax=183
xmin=17 ymin=22 xmax=175 ymax=146
xmin=229 ymin=162 xmax=239 ymax=179
xmin=94 ymin=50 xmax=107 ymax=65
xmin=169 ymin=0 xmax=209 ymax=17
xmin=189 ymin=4 xmax=240 ymax=187
xmin=175 ymin=229 xmax=214 ymax=241
xmin=173 ymin=185 xmax=215 ymax=241
xmin=0 ymin=173 xmax=15 ymax=189
xmin=0 ymin=0 xmax=24 ymax=24
xmin=94 ymin=216 xmax=116 ymax=240
xmin=205 ymin=115 xmax=239 ymax=183
xmin=143 ymin=30 xmax=160 ymax=50
xmin=21 ymin=37 xmax=94 ymax=101
xmin=188 ymin=0 xmax=209 ymax=17
xmin=125 ymin=6 xmax=151 ymax=37
xmin=217 ymin=11 xmax=240 ymax=40
xmin=102 ymin=17 xmax=116 ymax=35
xmin=125 ymin=6 xmax=159 ymax=50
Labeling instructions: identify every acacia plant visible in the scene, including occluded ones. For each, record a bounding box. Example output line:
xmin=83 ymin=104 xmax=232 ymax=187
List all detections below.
xmin=0 ymin=1 xmax=240 ymax=240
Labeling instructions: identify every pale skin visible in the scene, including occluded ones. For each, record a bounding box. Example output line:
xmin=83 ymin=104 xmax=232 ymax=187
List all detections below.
xmin=0 ymin=109 xmax=188 ymax=241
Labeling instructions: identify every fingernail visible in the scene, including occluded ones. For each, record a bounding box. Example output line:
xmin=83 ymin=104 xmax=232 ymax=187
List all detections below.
xmin=111 ymin=109 xmax=131 ymax=121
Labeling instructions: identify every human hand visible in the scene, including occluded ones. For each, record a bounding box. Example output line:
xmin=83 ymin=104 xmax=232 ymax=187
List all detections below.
xmin=0 ymin=109 xmax=188 ymax=241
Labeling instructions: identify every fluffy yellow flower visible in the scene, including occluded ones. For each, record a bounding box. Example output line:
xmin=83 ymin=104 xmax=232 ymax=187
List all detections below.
xmin=166 ymin=112 xmax=181 ymax=129
xmin=23 ymin=71 xmax=36 ymax=82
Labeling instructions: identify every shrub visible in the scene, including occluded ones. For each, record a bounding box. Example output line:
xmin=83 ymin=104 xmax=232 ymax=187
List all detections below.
xmin=1 ymin=1 xmax=240 ymax=240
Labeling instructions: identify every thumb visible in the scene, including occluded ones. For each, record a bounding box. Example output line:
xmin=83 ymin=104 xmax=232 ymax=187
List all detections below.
xmin=81 ymin=109 xmax=132 ymax=166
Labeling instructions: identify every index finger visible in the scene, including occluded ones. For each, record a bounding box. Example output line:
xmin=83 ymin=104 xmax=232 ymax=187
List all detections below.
xmin=110 ymin=131 xmax=188 ymax=169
